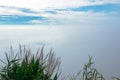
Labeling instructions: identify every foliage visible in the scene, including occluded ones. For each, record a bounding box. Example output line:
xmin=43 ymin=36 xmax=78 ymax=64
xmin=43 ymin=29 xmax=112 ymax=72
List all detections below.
xmin=0 ymin=45 xmax=61 ymax=80
xmin=81 ymin=56 xmax=105 ymax=80
xmin=67 ymin=56 xmax=120 ymax=80
xmin=0 ymin=45 xmax=119 ymax=80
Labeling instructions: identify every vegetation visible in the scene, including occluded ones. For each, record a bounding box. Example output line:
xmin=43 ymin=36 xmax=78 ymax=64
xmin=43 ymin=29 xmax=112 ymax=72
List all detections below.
xmin=0 ymin=45 xmax=61 ymax=80
xmin=0 ymin=45 xmax=119 ymax=80
xmin=67 ymin=56 xmax=105 ymax=80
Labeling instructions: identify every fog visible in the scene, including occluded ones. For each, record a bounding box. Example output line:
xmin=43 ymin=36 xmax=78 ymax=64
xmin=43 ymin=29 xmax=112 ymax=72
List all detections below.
xmin=0 ymin=25 xmax=120 ymax=79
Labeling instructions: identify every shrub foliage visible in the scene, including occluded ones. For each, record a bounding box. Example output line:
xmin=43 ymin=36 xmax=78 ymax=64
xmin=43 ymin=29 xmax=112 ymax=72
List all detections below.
xmin=0 ymin=45 xmax=61 ymax=80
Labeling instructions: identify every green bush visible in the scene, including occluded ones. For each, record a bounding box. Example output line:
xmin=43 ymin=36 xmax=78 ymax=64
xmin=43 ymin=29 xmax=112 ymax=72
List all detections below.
xmin=0 ymin=45 xmax=61 ymax=80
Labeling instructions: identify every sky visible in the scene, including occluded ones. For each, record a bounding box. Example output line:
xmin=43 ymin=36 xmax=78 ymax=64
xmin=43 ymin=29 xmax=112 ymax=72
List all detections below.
xmin=0 ymin=0 xmax=120 ymax=25
xmin=0 ymin=0 xmax=120 ymax=79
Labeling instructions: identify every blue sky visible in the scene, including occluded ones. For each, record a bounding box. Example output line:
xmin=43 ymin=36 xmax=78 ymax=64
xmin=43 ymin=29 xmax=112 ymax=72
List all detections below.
xmin=0 ymin=0 xmax=120 ymax=25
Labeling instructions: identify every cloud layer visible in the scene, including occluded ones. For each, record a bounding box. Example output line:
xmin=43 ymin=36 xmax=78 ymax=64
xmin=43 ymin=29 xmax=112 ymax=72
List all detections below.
xmin=0 ymin=0 xmax=120 ymax=25
xmin=0 ymin=0 xmax=120 ymax=10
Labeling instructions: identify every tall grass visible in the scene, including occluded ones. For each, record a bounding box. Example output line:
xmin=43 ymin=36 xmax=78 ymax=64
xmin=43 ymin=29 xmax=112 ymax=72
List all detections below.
xmin=66 ymin=56 xmax=104 ymax=80
xmin=0 ymin=45 xmax=61 ymax=80
xmin=0 ymin=45 xmax=119 ymax=80
xmin=67 ymin=56 xmax=120 ymax=80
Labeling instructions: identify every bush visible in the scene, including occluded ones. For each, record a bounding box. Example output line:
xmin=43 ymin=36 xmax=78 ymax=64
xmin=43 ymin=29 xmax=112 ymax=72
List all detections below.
xmin=0 ymin=45 xmax=61 ymax=80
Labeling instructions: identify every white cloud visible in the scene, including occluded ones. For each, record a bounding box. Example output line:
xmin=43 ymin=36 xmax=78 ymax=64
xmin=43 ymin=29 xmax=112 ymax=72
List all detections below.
xmin=0 ymin=6 xmax=118 ymax=25
xmin=0 ymin=0 xmax=119 ymax=25
xmin=0 ymin=0 xmax=119 ymax=11
xmin=28 ymin=20 xmax=43 ymax=24
xmin=0 ymin=7 xmax=28 ymax=15
xmin=0 ymin=25 xmax=67 ymax=43
xmin=38 ymin=10 xmax=119 ymax=26
xmin=0 ymin=7 xmax=37 ymax=16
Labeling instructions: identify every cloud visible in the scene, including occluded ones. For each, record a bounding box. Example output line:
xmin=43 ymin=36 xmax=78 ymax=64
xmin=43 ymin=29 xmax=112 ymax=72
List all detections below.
xmin=0 ymin=6 xmax=37 ymax=15
xmin=0 ymin=0 xmax=120 ymax=11
xmin=0 ymin=8 xmax=119 ymax=25
xmin=0 ymin=25 xmax=69 ymax=45
xmin=0 ymin=6 xmax=24 ymax=15
xmin=0 ymin=0 xmax=119 ymax=25
xmin=37 ymin=10 xmax=119 ymax=26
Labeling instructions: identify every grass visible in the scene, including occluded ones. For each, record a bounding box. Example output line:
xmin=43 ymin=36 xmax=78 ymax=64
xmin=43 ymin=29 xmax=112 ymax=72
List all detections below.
xmin=67 ymin=56 xmax=105 ymax=80
xmin=0 ymin=45 xmax=119 ymax=80
xmin=0 ymin=45 xmax=61 ymax=80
